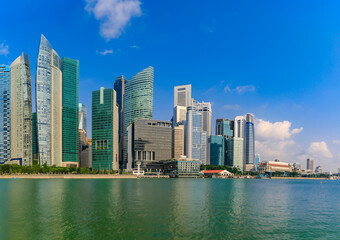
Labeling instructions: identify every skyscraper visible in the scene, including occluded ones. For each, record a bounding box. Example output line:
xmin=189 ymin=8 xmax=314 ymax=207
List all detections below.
xmin=216 ymin=119 xmax=234 ymax=137
xmin=234 ymin=116 xmax=245 ymax=138
xmin=32 ymin=112 xmax=38 ymax=164
xmin=114 ymin=75 xmax=127 ymax=167
xmin=307 ymin=158 xmax=314 ymax=172
xmin=92 ymin=87 xmax=119 ymax=170
xmin=226 ymin=137 xmax=244 ymax=171
xmin=210 ymin=135 xmax=226 ymax=166
xmin=172 ymin=125 xmax=184 ymax=159
xmin=123 ymin=66 xmax=154 ymax=168
xmin=10 ymin=53 xmax=33 ymax=166
xmin=174 ymin=84 xmax=191 ymax=107
xmin=192 ymin=100 xmax=212 ymax=136
xmin=78 ymin=103 xmax=87 ymax=132
xmin=61 ymin=57 xmax=79 ymax=167
xmin=35 ymin=34 xmax=62 ymax=166
xmin=244 ymin=113 xmax=255 ymax=165
xmin=0 ymin=65 xmax=11 ymax=163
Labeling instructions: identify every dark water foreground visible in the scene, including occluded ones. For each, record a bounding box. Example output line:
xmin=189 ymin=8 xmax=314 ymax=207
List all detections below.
xmin=0 ymin=179 xmax=339 ymax=239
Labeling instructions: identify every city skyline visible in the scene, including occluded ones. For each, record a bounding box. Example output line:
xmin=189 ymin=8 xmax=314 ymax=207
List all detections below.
xmin=1 ymin=0 xmax=340 ymax=171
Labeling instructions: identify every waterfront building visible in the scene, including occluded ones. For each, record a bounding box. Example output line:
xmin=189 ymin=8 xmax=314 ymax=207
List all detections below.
xmin=244 ymin=113 xmax=255 ymax=165
xmin=78 ymin=103 xmax=87 ymax=132
xmin=226 ymin=137 xmax=244 ymax=171
xmin=186 ymin=107 xmax=208 ymax=165
xmin=307 ymin=158 xmax=314 ymax=172
xmin=164 ymin=156 xmax=201 ymax=177
xmin=216 ymin=119 xmax=234 ymax=137
xmin=172 ymin=125 xmax=184 ymax=159
xmin=61 ymin=57 xmax=79 ymax=167
xmin=293 ymin=162 xmax=301 ymax=171
xmin=192 ymin=100 xmax=212 ymax=136
xmin=123 ymin=66 xmax=154 ymax=168
xmin=0 ymin=64 xmax=11 ymax=163
xmin=32 ymin=112 xmax=38 ymax=164
xmin=126 ymin=119 xmax=172 ymax=170
xmin=255 ymin=154 xmax=260 ymax=171
xmin=92 ymin=87 xmax=119 ymax=170
xmin=258 ymin=160 xmax=292 ymax=174
xmin=114 ymin=75 xmax=127 ymax=167
xmin=10 ymin=53 xmax=33 ymax=166
xmin=35 ymin=34 xmax=62 ymax=166
xmin=210 ymin=135 xmax=226 ymax=166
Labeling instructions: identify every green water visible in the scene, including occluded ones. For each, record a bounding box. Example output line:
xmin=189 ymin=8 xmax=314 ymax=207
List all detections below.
xmin=0 ymin=179 xmax=339 ymax=239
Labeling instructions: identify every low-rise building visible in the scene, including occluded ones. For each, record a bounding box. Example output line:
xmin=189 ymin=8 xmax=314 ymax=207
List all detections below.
xmin=164 ymin=156 xmax=200 ymax=177
xmin=201 ymin=170 xmax=234 ymax=178
xmin=258 ymin=160 xmax=292 ymax=174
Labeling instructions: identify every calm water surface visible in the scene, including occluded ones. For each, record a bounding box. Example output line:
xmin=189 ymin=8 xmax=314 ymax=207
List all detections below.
xmin=0 ymin=179 xmax=339 ymax=239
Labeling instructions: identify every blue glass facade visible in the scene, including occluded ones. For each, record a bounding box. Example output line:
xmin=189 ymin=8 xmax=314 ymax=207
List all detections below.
xmin=210 ymin=135 xmax=226 ymax=166
xmin=255 ymin=154 xmax=260 ymax=171
xmin=216 ymin=119 xmax=234 ymax=137
xmin=0 ymin=65 xmax=10 ymax=163
xmin=245 ymin=114 xmax=255 ymax=165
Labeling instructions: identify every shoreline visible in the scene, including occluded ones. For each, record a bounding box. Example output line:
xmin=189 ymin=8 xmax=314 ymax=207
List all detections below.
xmin=0 ymin=174 xmax=138 ymax=179
xmin=270 ymin=177 xmax=329 ymax=180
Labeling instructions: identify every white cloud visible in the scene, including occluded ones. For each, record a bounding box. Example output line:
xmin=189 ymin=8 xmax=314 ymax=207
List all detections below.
xmin=97 ymin=49 xmax=114 ymax=55
xmin=223 ymin=104 xmax=240 ymax=110
xmin=85 ymin=0 xmax=142 ymax=40
xmin=0 ymin=42 xmax=9 ymax=56
xmin=306 ymin=141 xmax=333 ymax=159
xmin=256 ymin=119 xmax=303 ymax=141
xmin=224 ymin=84 xmax=256 ymax=94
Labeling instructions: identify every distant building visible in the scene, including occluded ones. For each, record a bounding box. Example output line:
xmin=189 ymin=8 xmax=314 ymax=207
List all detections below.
xmin=293 ymin=162 xmax=301 ymax=171
xmin=92 ymin=87 xmax=119 ymax=170
xmin=173 ymin=105 xmax=187 ymax=127
xmin=234 ymin=116 xmax=245 ymax=138
xmin=315 ymin=165 xmax=322 ymax=174
xmin=10 ymin=53 xmax=32 ymax=166
xmin=192 ymin=100 xmax=212 ymax=136
xmin=200 ymin=170 xmax=234 ymax=178
xmin=172 ymin=125 xmax=184 ymax=159
xmin=164 ymin=157 xmax=200 ymax=177
xmin=258 ymin=160 xmax=292 ymax=174
xmin=307 ymin=158 xmax=315 ymax=172
xmin=126 ymin=119 xmax=172 ymax=171
xmin=174 ymin=84 xmax=192 ymax=108
xmin=226 ymin=137 xmax=244 ymax=171
xmin=255 ymin=154 xmax=260 ymax=171
xmin=80 ymin=138 xmax=92 ymax=169
xmin=244 ymin=113 xmax=255 ymax=165
xmin=215 ymin=119 xmax=234 ymax=137
xmin=0 ymin=64 xmax=11 ymax=163
xmin=32 ymin=112 xmax=38 ymax=164
xmin=210 ymin=135 xmax=226 ymax=166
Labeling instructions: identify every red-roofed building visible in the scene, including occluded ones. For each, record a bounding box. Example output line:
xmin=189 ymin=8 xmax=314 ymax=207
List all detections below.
xmin=201 ymin=170 xmax=234 ymax=178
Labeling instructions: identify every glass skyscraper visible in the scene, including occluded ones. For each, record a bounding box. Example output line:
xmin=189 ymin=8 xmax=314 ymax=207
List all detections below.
xmin=210 ymin=135 xmax=226 ymax=166
xmin=216 ymin=119 xmax=234 ymax=137
xmin=78 ymin=103 xmax=87 ymax=132
xmin=92 ymin=87 xmax=119 ymax=170
xmin=10 ymin=53 xmax=33 ymax=166
xmin=61 ymin=57 xmax=79 ymax=167
xmin=0 ymin=64 xmax=11 ymax=163
xmin=123 ymin=66 xmax=154 ymax=168
xmin=36 ymin=34 xmax=62 ymax=166
xmin=244 ymin=113 xmax=255 ymax=165
xmin=226 ymin=137 xmax=244 ymax=171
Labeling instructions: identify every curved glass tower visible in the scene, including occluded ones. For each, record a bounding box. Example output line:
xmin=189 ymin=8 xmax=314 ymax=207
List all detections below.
xmin=36 ymin=34 xmax=62 ymax=166
xmin=244 ymin=113 xmax=255 ymax=165
xmin=122 ymin=66 xmax=154 ymax=168
xmin=10 ymin=53 xmax=33 ymax=166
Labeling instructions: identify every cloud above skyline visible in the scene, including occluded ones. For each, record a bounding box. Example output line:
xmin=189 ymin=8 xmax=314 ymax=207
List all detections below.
xmin=224 ymin=85 xmax=256 ymax=94
xmin=306 ymin=141 xmax=333 ymax=159
xmin=97 ymin=49 xmax=114 ymax=55
xmin=0 ymin=42 xmax=9 ymax=56
xmin=85 ymin=0 xmax=142 ymax=40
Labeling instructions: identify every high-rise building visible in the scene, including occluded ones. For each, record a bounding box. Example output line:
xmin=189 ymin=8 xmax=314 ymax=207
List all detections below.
xmin=315 ymin=165 xmax=322 ymax=173
xmin=35 ymin=34 xmax=62 ymax=166
xmin=172 ymin=125 xmax=184 ymax=159
xmin=78 ymin=103 xmax=87 ymax=132
xmin=307 ymin=158 xmax=314 ymax=172
xmin=174 ymin=84 xmax=191 ymax=107
xmin=226 ymin=137 xmax=244 ymax=171
xmin=192 ymin=100 xmax=212 ymax=136
xmin=126 ymin=119 xmax=172 ymax=170
xmin=244 ymin=113 xmax=255 ymax=165
xmin=10 ymin=53 xmax=33 ymax=166
xmin=210 ymin=135 xmax=226 ymax=166
xmin=92 ymin=87 xmax=119 ymax=170
xmin=61 ymin=57 xmax=79 ymax=167
xmin=173 ymin=105 xmax=187 ymax=127
xmin=186 ymin=107 xmax=208 ymax=165
xmin=234 ymin=116 xmax=245 ymax=138
xmin=255 ymin=154 xmax=260 ymax=171
xmin=79 ymin=129 xmax=91 ymax=168
xmin=32 ymin=112 xmax=38 ymax=164
xmin=114 ymin=75 xmax=127 ymax=167
xmin=216 ymin=119 xmax=234 ymax=137
xmin=123 ymin=66 xmax=154 ymax=168
xmin=0 ymin=64 xmax=11 ymax=163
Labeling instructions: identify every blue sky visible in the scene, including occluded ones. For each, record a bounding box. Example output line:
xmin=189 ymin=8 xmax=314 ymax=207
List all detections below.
xmin=1 ymin=0 xmax=340 ymax=171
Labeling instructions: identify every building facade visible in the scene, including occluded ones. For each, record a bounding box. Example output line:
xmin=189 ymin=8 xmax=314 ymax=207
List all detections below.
xmin=0 ymin=65 xmax=11 ymax=163
xmin=216 ymin=119 xmax=234 ymax=137
xmin=172 ymin=125 xmax=184 ymax=159
xmin=61 ymin=57 xmax=79 ymax=167
xmin=78 ymin=103 xmax=87 ymax=132
xmin=307 ymin=158 xmax=314 ymax=172
xmin=92 ymin=88 xmax=119 ymax=170
xmin=174 ymin=84 xmax=192 ymax=108
xmin=10 ymin=53 xmax=32 ymax=166
xmin=35 ymin=34 xmax=62 ymax=166
xmin=226 ymin=137 xmax=244 ymax=171
xmin=234 ymin=116 xmax=245 ymax=138
xmin=244 ymin=113 xmax=255 ymax=165
xmin=258 ymin=160 xmax=292 ymax=174
xmin=210 ymin=135 xmax=226 ymax=166
xmin=32 ymin=112 xmax=38 ymax=164
xmin=164 ymin=158 xmax=201 ymax=177
xmin=123 ymin=66 xmax=154 ymax=168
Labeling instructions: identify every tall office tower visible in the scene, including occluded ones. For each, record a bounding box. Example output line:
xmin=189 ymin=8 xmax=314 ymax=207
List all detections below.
xmin=244 ymin=113 xmax=255 ymax=165
xmin=32 ymin=112 xmax=39 ymax=164
xmin=0 ymin=65 xmax=11 ymax=163
xmin=234 ymin=116 xmax=245 ymax=138
xmin=173 ymin=105 xmax=187 ymax=127
xmin=79 ymin=129 xmax=88 ymax=167
xmin=78 ymin=103 xmax=87 ymax=132
xmin=226 ymin=137 xmax=244 ymax=171
xmin=61 ymin=57 xmax=79 ymax=167
xmin=10 ymin=53 xmax=33 ymax=166
xmin=92 ymin=87 xmax=119 ymax=170
xmin=216 ymin=119 xmax=234 ymax=137
xmin=172 ymin=125 xmax=184 ymax=159
xmin=123 ymin=66 xmax=154 ymax=168
xmin=173 ymin=84 xmax=192 ymax=126
xmin=210 ymin=135 xmax=226 ymax=166
xmin=254 ymin=154 xmax=260 ymax=171
xmin=186 ymin=107 xmax=208 ymax=164
xmin=36 ymin=34 xmax=62 ymax=166
xmin=114 ymin=75 xmax=127 ymax=167
xmin=307 ymin=158 xmax=314 ymax=172
xmin=192 ymin=101 xmax=212 ymax=136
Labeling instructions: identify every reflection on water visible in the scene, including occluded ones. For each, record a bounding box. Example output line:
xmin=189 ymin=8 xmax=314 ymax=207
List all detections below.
xmin=0 ymin=179 xmax=340 ymax=239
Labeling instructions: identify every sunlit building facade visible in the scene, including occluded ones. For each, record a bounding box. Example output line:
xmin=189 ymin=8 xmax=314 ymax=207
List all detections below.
xmin=244 ymin=113 xmax=255 ymax=165
xmin=78 ymin=103 xmax=87 ymax=132
xmin=226 ymin=137 xmax=244 ymax=171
